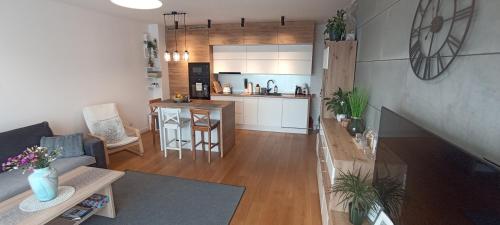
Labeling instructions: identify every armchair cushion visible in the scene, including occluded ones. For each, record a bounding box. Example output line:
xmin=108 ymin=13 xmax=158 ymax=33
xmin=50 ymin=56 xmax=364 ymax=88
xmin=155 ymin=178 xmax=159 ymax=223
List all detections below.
xmin=107 ymin=136 xmax=139 ymax=149
xmin=82 ymin=103 xmax=128 ymax=145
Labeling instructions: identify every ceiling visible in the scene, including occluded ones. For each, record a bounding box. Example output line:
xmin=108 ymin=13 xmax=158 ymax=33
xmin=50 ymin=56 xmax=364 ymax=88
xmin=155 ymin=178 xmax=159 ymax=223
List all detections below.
xmin=54 ymin=0 xmax=352 ymax=25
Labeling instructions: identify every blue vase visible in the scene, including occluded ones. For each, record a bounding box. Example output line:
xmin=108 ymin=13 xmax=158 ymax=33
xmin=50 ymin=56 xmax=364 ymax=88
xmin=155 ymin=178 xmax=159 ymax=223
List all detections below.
xmin=28 ymin=167 xmax=58 ymax=202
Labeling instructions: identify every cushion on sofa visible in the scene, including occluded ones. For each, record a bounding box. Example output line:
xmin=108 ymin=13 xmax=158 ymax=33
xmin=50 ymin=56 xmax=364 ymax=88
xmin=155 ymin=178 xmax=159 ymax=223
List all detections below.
xmin=0 ymin=122 xmax=54 ymax=167
xmin=40 ymin=133 xmax=84 ymax=158
xmin=0 ymin=156 xmax=96 ymax=202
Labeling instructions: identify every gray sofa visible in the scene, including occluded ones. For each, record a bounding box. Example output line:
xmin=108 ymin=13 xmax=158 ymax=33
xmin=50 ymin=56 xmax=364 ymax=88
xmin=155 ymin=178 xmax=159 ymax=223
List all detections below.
xmin=0 ymin=122 xmax=107 ymax=202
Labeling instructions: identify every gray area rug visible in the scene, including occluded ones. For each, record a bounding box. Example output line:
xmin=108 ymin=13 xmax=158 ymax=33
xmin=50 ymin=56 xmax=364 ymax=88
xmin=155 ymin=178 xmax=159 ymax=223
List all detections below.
xmin=83 ymin=171 xmax=244 ymax=225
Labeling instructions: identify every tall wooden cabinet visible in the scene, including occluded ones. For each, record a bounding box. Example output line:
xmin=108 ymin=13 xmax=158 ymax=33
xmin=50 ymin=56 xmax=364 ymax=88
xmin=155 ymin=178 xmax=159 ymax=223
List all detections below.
xmin=321 ymin=41 xmax=358 ymax=118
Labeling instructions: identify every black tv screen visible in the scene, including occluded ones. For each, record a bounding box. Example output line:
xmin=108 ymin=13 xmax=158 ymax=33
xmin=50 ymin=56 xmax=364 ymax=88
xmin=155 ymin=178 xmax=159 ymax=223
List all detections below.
xmin=374 ymin=107 xmax=500 ymax=225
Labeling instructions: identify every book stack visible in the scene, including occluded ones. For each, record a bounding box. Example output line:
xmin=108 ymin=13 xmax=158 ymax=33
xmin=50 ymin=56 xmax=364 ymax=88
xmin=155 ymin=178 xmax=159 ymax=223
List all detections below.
xmin=59 ymin=206 xmax=93 ymax=221
xmin=78 ymin=194 xmax=109 ymax=209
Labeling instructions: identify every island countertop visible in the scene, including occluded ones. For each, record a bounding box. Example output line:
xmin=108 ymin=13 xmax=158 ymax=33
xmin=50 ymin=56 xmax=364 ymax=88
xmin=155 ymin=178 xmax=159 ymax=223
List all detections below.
xmin=151 ymin=99 xmax=234 ymax=109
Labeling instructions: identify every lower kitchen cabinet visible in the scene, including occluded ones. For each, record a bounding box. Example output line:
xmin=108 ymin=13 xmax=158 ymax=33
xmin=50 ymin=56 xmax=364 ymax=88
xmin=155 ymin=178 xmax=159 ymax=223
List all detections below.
xmin=211 ymin=95 xmax=309 ymax=134
xmin=257 ymin=98 xmax=283 ymax=127
xmin=242 ymin=97 xmax=259 ymax=126
xmin=282 ymin=99 xmax=309 ymax=128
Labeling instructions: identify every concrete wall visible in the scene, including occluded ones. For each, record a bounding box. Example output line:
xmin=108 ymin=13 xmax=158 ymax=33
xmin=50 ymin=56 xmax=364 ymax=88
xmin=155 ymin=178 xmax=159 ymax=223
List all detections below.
xmin=355 ymin=0 xmax=500 ymax=164
xmin=0 ymin=0 xmax=150 ymax=134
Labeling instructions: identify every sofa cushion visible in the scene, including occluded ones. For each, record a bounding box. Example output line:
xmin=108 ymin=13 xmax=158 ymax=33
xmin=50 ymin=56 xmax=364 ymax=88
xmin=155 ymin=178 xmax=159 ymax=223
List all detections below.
xmin=0 ymin=122 xmax=54 ymax=167
xmin=0 ymin=156 xmax=96 ymax=202
xmin=40 ymin=133 xmax=84 ymax=158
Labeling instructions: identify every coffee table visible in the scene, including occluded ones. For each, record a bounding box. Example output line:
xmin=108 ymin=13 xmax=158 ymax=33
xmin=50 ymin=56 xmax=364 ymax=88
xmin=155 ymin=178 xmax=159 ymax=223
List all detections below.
xmin=0 ymin=166 xmax=124 ymax=225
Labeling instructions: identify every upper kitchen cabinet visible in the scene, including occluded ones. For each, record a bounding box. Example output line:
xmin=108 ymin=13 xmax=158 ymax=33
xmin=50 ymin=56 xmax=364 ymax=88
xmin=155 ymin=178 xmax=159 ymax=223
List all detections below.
xmin=278 ymin=21 xmax=315 ymax=44
xmin=209 ymin=24 xmax=244 ymax=45
xmin=213 ymin=45 xmax=246 ymax=73
xmin=244 ymin=22 xmax=279 ymax=45
xmin=187 ymin=28 xmax=209 ymax=62
xmin=246 ymin=45 xmax=279 ymax=74
xmin=278 ymin=44 xmax=313 ymax=75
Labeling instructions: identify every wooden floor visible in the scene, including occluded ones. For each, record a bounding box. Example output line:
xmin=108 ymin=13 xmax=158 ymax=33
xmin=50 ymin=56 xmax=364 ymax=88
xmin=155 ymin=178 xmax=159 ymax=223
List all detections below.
xmin=108 ymin=129 xmax=321 ymax=225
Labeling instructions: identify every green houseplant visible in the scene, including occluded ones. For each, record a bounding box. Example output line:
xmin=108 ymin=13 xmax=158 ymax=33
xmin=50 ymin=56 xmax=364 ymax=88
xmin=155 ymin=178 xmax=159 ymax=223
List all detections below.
xmin=144 ymin=39 xmax=158 ymax=67
xmin=325 ymin=9 xmax=347 ymax=41
xmin=332 ymin=169 xmax=378 ymax=225
xmin=325 ymin=88 xmax=351 ymax=121
xmin=347 ymin=88 xmax=369 ymax=136
xmin=373 ymin=176 xmax=405 ymax=220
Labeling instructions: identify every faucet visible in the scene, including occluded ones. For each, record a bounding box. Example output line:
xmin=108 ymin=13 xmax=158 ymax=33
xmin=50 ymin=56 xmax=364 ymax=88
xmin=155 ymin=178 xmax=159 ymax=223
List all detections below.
xmin=266 ymin=80 xmax=275 ymax=94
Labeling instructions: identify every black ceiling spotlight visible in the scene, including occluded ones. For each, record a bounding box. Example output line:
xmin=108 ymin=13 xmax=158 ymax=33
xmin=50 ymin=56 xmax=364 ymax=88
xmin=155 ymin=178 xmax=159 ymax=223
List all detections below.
xmin=241 ymin=18 xmax=245 ymax=27
xmin=208 ymin=19 xmax=211 ymax=28
xmin=281 ymin=16 xmax=285 ymax=26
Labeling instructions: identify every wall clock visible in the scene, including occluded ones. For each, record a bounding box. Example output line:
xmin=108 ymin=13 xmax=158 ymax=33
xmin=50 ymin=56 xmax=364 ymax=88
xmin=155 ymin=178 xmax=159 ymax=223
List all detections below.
xmin=409 ymin=0 xmax=475 ymax=80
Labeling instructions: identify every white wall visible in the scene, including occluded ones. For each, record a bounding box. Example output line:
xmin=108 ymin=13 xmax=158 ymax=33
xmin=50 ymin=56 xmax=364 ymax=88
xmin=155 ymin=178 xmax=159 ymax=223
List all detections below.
xmin=0 ymin=0 xmax=150 ymax=134
xmin=355 ymin=0 xmax=500 ymax=164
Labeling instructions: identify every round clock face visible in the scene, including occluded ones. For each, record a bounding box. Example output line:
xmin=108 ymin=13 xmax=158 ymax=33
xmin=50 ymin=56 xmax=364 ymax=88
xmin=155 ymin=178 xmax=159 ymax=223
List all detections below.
xmin=409 ymin=0 xmax=475 ymax=80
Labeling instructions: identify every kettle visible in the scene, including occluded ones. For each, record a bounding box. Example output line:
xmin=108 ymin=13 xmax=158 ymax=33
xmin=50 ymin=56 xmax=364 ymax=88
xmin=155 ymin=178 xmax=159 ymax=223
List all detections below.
xmin=295 ymin=86 xmax=303 ymax=95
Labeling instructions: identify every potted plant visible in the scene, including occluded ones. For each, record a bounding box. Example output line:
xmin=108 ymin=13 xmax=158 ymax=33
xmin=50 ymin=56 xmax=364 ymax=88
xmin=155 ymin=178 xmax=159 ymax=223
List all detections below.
xmin=325 ymin=88 xmax=351 ymax=121
xmin=144 ymin=39 xmax=158 ymax=67
xmin=347 ymin=88 xmax=369 ymax=136
xmin=325 ymin=9 xmax=347 ymax=41
xmin=332 ymin=169 xmax=378 ymax=225
xmin=373 ymin=176 xmax=405 ymax=220
xmin=2 ymin=146 xmax=61 ymax=201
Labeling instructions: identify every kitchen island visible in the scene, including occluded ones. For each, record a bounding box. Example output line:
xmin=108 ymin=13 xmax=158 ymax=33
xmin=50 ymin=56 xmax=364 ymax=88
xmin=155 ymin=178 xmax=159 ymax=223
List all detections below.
xmin=151 ymin=99 xmax=235 ymax=157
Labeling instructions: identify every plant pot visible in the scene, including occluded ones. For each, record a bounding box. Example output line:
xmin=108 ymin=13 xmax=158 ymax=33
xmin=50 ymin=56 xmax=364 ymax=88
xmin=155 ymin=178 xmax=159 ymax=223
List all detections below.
xmin=28 ymin=167 xmax=58 ymax=202
xmin=349 ymin=202 xmax=367 ymax=225
xmin=336 ymin=114 xmax=347 ymax=122
xmin=348 ymin=117 xmax=365 ymax=136
xmin=329 ymin=31 xmax=336 ymax=41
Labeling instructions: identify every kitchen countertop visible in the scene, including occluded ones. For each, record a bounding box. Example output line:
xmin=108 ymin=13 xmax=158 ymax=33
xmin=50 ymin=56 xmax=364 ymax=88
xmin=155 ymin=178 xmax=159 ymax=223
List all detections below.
xmin=212 ymin=92 xmax=313 ymax=99
xmin=150 ymin=99 xmax=234 ymax=109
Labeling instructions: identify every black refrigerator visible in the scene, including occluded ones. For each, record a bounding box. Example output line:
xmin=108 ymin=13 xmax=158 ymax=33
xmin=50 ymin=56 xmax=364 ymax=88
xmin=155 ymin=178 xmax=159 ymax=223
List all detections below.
xmin=188 ymin=63 xmax=210 ymax=100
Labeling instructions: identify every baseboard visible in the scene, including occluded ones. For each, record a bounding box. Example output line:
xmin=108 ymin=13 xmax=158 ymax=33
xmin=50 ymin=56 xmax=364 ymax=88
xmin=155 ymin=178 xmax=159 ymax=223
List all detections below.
xmin=236 ymin=124 xmax=308 ymax=134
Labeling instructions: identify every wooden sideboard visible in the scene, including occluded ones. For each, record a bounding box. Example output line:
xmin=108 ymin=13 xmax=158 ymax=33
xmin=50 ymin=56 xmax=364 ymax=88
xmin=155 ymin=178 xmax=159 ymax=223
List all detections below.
xmin=166 ymin=21 xmax=315 ymax=96
xmin=317 ymin=117 xmax=374 ymax=225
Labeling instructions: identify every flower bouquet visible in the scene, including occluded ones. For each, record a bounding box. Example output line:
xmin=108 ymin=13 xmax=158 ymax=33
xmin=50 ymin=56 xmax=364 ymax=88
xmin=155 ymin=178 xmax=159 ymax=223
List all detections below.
xmin=2 ymin=146 xmax=61 ymax=201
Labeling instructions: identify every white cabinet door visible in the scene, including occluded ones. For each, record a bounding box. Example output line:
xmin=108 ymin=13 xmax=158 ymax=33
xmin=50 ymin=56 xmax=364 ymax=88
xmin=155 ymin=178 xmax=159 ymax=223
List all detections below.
xmin=211 ymin=96 xmax=244 ymax=125
xmin=213 ymin=45 xmax=246 ymax=59
xmin=281 ymin=99 xmax=309 ymax=128
xmin=278 ymin=44 xmax=313 ymax=60
xmin=246 ymin=59 xmax=278 ymax=74
xmin=213 ymin=59 xmax=246 ymax=73
xmin=243 ymin=97 xmax=259 ymax=125
xmin=246 ymin=45 xmax=279 ymax=59
xmin=257 ymin=98 xmax=283 ymax=127
xmin=278 ymin=60 xmax=312 ymax=75
xmin=322 ymin=47 xmax=329 ymax=69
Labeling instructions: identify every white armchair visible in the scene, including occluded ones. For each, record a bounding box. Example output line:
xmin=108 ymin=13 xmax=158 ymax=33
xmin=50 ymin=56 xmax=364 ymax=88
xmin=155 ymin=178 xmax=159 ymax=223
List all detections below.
xmin=83 ymin=103 xmax=144 ymax=165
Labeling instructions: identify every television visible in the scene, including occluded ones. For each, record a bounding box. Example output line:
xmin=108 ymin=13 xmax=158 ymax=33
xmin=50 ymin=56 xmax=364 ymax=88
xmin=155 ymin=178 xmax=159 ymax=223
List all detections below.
xmin=374 ymin=107 xmax=500 ymax=225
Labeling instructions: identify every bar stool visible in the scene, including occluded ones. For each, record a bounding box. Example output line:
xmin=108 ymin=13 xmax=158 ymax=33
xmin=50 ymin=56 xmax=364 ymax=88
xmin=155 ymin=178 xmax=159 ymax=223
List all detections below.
xmin=159 ymin=107 xmax=190 ymax=159
xmin=190 ymin=108 xmax=221 ymax=164
xmin=148 ymin=98 xmax=161 ymax=145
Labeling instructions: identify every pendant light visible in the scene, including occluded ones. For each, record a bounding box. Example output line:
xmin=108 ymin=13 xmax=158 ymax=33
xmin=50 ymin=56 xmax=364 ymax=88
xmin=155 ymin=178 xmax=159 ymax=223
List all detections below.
xmin=163 ymin=13 xmax=170 ymax=62
xmin=183 ymin=13 xmax=189 ymax=61
xmin=172 ymin=19 xmax=180 ymax=62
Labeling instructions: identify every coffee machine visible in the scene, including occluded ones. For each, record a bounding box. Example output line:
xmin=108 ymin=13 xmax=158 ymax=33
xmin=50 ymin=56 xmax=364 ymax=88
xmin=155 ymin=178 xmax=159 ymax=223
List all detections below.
xmin=188 ymin=63 xmax=210 ymax=100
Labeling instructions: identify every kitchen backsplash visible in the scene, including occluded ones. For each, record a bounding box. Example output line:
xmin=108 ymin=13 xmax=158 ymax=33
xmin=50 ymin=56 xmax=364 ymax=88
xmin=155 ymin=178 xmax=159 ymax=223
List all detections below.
xmin=217 ymin=74 xmax=311 ymax=93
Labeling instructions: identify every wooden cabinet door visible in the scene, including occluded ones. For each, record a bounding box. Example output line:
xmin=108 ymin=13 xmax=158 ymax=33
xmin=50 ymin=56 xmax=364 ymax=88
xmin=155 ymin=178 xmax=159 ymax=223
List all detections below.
xmin=209 ymin=24 xmax=244 ymax=45
xmin=244 ymin=22 xmax=279 ymax=45
xmin=278 ymin=21 xmax=315 ymax=44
